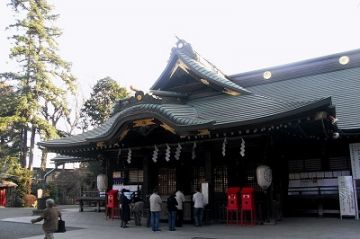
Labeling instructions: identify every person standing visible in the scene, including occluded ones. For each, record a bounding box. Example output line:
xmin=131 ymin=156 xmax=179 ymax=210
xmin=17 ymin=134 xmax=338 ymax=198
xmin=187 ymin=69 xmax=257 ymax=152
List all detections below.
xmin=192 ymin=188 xmax=205 ymax=227
xmin=31 ymin=198 xmax=61 ymax=239
xmin=149 ymin=188 xmax=162 ymax=232
xmin=175 ymin=189 xmax=185 ymax=227
xmin=132 ymin=193 xmax=144 ymax=226
xmin=120 ymin=189 xmax=131 ymax=228
xmin=167 ymin=192 xmax=178 ymax=231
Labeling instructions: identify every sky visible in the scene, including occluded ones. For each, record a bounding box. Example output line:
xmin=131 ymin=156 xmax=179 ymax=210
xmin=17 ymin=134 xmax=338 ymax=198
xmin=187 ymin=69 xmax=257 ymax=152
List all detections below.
xmin=1 ymin=0 xmax=360 ymax=167
xmin=1 ymin=0 xmax=360 ymax=97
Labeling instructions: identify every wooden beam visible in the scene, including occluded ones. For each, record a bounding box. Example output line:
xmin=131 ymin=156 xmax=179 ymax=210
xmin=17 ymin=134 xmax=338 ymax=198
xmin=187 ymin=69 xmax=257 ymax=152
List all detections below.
xmin=160 ymin=123 xmax=176 ymax=134
xmin=198 ymin=129 xmax=210 ymax=136
xmin=119 ymin=129 xmax=129 ymax=141
xmin=133 ymin=118 xmax=156 ymax=127
xmin=96 ymin=142 xmax=105 ymax=148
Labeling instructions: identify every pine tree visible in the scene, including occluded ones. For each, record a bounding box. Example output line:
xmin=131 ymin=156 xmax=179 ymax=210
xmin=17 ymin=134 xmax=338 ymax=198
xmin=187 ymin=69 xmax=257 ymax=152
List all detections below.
xmin=2 ymin=0 xmax=77 ymax=169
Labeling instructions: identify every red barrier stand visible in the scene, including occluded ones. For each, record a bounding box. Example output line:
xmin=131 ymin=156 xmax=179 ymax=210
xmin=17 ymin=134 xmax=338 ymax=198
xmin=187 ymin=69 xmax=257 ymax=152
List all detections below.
xmin=226 ymin=187 xmax=241 ymax=224
xmin=240 ymin=187 xmax=256 ymax=225
xmin=106 ymin=190 xmax=119 ymax=220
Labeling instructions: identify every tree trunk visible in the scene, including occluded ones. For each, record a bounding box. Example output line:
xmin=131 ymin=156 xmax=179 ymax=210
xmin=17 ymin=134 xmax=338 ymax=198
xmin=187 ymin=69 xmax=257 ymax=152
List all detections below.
xmin=20 ymin=127 xmax=28 ymax=168
xmin=28 ymin=127 xmax=36 ymax=170
xmin=40 ymin=148 xmax=48 ymax=171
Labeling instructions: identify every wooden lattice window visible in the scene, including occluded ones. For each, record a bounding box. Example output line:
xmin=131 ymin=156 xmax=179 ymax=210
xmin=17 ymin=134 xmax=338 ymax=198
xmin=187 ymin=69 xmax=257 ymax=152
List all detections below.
xmin=158 ymin=168 xmax=176 ymax=195
xmin=128 ymin=170 xmax=144 ymax=184
xmin=192 ymin=167 xmax=206 ymax=192
xmin=214 ymin=166 xmax=228 ymax=193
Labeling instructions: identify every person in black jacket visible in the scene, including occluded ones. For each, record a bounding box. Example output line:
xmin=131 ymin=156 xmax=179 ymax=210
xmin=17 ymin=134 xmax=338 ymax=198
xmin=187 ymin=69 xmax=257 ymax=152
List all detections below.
xmin=120 ymin=189 xmax=131 ymax=228
xmin=167 ymin=192 xmax=178 ymax=231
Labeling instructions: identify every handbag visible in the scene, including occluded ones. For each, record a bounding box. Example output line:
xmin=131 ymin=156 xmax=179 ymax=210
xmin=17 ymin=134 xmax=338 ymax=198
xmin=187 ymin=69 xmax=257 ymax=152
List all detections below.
xmin=56 ymin=218 xmax=66 ymax=233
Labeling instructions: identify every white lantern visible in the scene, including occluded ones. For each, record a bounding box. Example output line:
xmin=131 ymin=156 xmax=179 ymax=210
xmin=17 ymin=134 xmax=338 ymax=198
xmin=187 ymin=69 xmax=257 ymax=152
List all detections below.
xmin=97 ymin=174 xmax=108 ymax=192
xmin=256 ymin=165 xmax=272 ymax=190
xmin=37 ymin=189 xmax=43 ymax=199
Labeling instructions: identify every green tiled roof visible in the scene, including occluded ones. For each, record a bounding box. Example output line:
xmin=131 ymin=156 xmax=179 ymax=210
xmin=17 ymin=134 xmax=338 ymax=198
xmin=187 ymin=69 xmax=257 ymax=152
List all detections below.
xmin=176 ymin=50 xmax=251 ymax=95
xmin=39 ymin=95 xmax=330 ymax=149
xmin=39 ymin=40 xmax=347 ymax=151
xmin=151 ymin=39 xmax=250 ymax=95
xmin=191 ymin=94 xmax=330 ymax=128
xmin=51 ymin=155 xmax=94 ymax=166
xmin=233 ymin=67 xmax=360 ymax=130
xmin=39 ymin=103 xmax=214 ymax=147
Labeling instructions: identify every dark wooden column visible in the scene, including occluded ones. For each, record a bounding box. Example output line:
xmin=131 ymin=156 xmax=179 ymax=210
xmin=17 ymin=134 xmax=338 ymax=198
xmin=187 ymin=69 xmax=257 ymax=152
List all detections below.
xmin=176 ymin=152 xmax=192 ymax=194
xmin=204 ymin=150 xmax=214 ymax=223
xmin=142 ymin=154 xmax=151 ymax=196
xmin=104 ymin=156 xmax=113 ymax=191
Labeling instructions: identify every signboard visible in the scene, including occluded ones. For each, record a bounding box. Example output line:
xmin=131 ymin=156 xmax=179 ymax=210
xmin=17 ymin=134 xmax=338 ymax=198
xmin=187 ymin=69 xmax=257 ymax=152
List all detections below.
xmin=338 ymin=176 xmax=356 ymax=218
xmin=349 ymin=143 xmax=360 ymax=179
xmin=201 ymin=182 xmax=209 ymax=205
xmin=112 ymin=184 xmax=141 ymax=193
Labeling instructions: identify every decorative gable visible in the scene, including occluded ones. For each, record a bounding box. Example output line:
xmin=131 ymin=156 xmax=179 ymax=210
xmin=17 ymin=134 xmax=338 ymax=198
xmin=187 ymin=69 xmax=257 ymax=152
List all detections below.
xmin=151 ymin=39 xmax=251 ymax=97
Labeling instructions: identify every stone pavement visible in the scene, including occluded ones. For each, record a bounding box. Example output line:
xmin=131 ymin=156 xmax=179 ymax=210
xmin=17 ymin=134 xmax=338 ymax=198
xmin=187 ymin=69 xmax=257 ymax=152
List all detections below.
xmin=1 ymin=206 xmax=360 ymax=239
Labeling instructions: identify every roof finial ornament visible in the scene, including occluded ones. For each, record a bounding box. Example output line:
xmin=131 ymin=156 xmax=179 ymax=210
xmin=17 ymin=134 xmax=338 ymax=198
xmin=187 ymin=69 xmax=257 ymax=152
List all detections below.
xmin=175 ymin=36 xmax=184 ymax=49
xmin=130 ymin=85 xmax=144 ymax=102
xmin=175 ymin=36 xmax=196 ymax=59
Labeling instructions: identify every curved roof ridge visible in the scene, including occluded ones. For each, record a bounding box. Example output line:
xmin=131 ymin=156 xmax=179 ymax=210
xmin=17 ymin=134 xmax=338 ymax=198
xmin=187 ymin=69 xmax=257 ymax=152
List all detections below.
xmin=175 ymin=49 xmax=251 ymax=95
xmin=87 ymin=103 xmax=215 ymax=141
xmin=150 ymin=39 xmax=251 ymax=95
xmin=39 ymin=102 xmax=215 ymax=147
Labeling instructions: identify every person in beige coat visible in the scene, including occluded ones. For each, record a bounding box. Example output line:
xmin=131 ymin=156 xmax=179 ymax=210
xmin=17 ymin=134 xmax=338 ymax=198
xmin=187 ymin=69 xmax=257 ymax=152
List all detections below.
xmin=31 ymin=198 xmax=61 ymax=239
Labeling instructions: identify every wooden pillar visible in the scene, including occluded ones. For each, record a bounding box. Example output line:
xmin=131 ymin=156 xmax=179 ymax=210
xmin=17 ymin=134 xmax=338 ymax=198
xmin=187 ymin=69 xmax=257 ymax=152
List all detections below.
xmin=176 ymin=152 xmax=192 ymax=194
xmin=104 ymin=156 xmax=113 ymax=191
xmin=204 ymin=150 xmax=214 ymax=223
xmin=143 ymin=154 xmax=151 ymax=196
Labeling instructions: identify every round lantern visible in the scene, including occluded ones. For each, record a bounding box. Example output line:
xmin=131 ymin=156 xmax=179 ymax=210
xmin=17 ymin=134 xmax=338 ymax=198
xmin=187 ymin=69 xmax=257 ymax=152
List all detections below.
xmin=97 ymin=174 xmax=108 ymax=192
xmin=256 ymin=165 xmax=272 ymax=190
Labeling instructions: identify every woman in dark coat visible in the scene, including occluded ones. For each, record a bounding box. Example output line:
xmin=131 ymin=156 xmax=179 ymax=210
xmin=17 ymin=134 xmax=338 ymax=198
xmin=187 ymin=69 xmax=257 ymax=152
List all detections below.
xmin=120 ymin=189 xmax=131 ymax=228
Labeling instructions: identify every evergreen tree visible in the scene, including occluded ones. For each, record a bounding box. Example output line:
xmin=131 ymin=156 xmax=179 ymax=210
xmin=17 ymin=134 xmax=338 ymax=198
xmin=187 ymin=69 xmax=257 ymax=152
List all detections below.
xmin=2 ymin=0 xmax=77 ymax=169
xmin=80 ymin=77 xmax=128 ymax=129
xmin=0 ymin=81 xmax=21 ymax=159
xmin=80 ymin=77 xmax=128 ymax=176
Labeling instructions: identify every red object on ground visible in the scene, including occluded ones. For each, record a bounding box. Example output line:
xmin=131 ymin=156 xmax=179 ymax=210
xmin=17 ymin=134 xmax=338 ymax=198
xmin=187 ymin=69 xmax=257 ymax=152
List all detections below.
xmin=240 ymin=187 xmax=256 ymax=225
xmin=107 ymin=190 xmax=119 ymax=208
xmin=106 ymin=190 xmax=119 ymax=219
xmin=0 ymin=189 xmax=6 ymax=207
xmin=226 ymin=187 xmax=241 ymax=224
xmin=226 ymin=187 xmax=241 ymax=210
